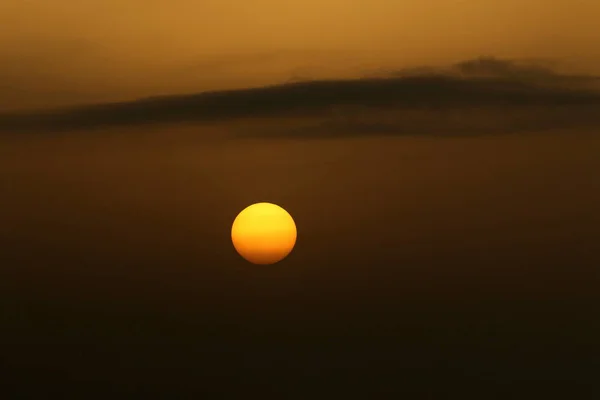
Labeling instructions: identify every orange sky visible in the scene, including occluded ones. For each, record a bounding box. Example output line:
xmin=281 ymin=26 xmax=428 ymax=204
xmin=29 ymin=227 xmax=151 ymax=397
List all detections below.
xmin=1 ymin=0 xmax=599 ymax=109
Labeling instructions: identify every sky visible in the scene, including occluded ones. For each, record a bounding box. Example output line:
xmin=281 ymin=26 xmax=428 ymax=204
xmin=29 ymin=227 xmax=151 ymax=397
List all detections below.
xmin=2 ymin=2 xmax=600 ymax=397
xmin=1 ymin=0 xmax=600 ymax=109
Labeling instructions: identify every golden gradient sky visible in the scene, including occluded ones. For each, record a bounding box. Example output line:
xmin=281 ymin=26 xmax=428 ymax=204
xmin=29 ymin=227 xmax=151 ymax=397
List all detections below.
xmin=1 ymin=0 xmax=599 ymax=109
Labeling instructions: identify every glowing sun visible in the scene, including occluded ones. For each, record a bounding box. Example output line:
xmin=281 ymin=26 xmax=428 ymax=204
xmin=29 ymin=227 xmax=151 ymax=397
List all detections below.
xmin=231 ymin=202 xmax=297 ymax=265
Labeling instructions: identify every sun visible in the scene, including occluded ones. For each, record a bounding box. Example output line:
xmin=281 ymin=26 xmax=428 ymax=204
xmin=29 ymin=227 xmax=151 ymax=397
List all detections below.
xmin=231 ymin=202 xmax=297 ymax=265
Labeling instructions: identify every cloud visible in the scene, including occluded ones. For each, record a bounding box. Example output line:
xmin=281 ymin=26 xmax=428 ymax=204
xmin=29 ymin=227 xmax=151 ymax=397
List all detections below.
xmin=397 ymin=57 xmax=600 ymax=86
xmin=1 ymin=57 xmax=599 ymax=136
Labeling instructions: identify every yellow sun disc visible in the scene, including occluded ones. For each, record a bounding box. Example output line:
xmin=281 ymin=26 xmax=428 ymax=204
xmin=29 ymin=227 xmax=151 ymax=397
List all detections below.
xmin=231 ymin=202 xmax=297 ymax=265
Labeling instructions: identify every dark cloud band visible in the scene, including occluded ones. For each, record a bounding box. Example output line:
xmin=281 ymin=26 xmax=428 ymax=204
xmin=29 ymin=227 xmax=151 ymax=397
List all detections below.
xmin=1 ymin=57 xmax=599 ymax=135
